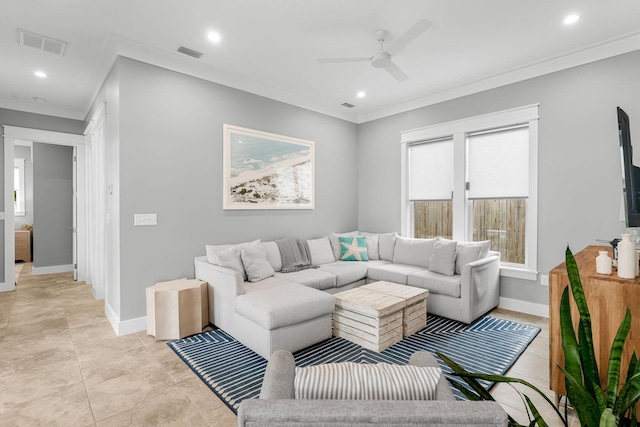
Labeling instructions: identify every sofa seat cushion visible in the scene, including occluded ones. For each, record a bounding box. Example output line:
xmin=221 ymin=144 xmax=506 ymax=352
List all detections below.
xmin=367 ymin=263 xmax=426 ymax=285
xmin=274 ymin=269 xmax=337 ymax=291
xmin=318 ymin=261 xmax=369 ymax=287
xmin=236 ymin=281 xmax=335 ymax=330
xmin=407 ymin=270 xmax=462 ymax=298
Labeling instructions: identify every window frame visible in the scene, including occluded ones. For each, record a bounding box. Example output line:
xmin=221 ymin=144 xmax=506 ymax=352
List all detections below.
xmin=400 ymin=104 xmax=539 ymax=280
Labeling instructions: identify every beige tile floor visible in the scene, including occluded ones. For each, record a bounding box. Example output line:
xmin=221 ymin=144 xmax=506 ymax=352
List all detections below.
xmin=0 ymin=263 xmax=578 ymax=426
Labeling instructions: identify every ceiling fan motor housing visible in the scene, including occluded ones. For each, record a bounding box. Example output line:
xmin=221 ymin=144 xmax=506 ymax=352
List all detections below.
xmin=371 ymin=51 xmax=391 ymax=68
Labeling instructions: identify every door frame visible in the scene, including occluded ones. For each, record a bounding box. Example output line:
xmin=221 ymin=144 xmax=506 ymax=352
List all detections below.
xmin=2 ymin=126 xmax=85 ymax=291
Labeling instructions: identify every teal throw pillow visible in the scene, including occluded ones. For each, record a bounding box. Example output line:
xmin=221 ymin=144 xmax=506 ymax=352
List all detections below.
xmin=339 ymin=236 xmax=369 ymax=261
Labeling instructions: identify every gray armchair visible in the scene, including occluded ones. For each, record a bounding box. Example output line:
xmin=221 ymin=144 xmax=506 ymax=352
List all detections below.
xmin=237 ymin=350 xmax=508 ymax=427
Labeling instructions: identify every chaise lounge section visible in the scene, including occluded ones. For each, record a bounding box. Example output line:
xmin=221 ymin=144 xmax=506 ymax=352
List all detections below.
xmin=194 ymin=232 xmax=500 ymax=359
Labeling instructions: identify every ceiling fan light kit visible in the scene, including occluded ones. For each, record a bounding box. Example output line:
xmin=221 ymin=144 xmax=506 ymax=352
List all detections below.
xmin=317 ymin=19 xmax=432 ymax=82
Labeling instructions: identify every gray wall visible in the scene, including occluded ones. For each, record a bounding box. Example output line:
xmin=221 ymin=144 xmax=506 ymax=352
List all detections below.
xmin=14 ymin=145 xmax=33 ymax=230
xmin=112 ymin=58 xmax=358 ymax=320
xmin=0 ymin=108 xmax=85 ymax=283
xmin=358 ymin=50 xmax=640 ymax=306
xmin=33 ymin=143 xmax=74 ymax=268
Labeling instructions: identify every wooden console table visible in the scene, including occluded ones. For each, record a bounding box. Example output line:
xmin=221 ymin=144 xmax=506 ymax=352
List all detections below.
xmin=549 ymin=245 xmax=640 ymax=401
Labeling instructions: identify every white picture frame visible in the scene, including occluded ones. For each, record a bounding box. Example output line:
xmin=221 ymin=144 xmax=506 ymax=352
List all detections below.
xmin=223 ymin=124 xmax=315 ymax=210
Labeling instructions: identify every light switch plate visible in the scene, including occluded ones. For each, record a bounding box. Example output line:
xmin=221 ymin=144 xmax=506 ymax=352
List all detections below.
xmin=540 ymin=274 xmax=549 ymax=286
xmin=134 ymin=214 xmax=157 ymax=226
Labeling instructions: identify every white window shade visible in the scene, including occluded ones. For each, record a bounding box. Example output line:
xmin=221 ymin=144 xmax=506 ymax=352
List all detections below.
xmin=467 ymin=126 xmax=529 ymax=199
xmin=408 ymin=139 xmax=453 ymax=200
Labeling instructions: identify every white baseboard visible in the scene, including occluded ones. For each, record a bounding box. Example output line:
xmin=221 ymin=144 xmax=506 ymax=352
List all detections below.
xmin=499 ymin=297 xmax=549 ymax=318
xmin=105 ymin=302 xmax=147 ymax=336
xmin=31 ymin=264 xmax=73 ymax=275
xmin=0 ymin=282 xmax=15 ymax=292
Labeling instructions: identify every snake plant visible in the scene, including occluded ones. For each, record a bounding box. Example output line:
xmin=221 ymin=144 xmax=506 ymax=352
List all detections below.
xmin=437 ymin=246 xmax=640 ymax=426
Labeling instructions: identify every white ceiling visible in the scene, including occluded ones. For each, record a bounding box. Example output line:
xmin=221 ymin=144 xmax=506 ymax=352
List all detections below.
xmin=2 ymin=0 xmax=640 ymax=123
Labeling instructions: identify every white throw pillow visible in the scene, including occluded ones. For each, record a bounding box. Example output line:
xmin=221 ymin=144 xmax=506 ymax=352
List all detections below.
xmin=455 ymin=244 xmax=483 ymax=275
xmin=295 ymin=362 xmax=441 ymax=400
xmin=241 ymin=245 xmax=275 ymax=282
xmin=378 ymin=232 xmax=398 ymax=261
xmin=428 ymin=239 xmax=457 ymax=276
xmin=216 ymin=247 xmax=247 ymax=281
xmin=205 ymin=239 xmax=261 ymax=265
xmin=359 ymin=232 xmax=380 ymax=260
xmin=393 ymin=236 xmax=437 ymax=268
xmin=329 ymin=231 xmax=359 ymax=261
xmin=306 ymin=236 xmax=335 ymax=265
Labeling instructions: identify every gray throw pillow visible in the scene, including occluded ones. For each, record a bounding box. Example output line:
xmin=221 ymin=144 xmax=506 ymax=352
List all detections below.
xmin=216 ymin=247 xmax=247 ymax=281
xmin=241 ymin=245 xmax=275 ymax=282
xmin=428 ymin=239 xmax=457 ymax=276
xmin=455 ymin=244 xmax=483 ymax=275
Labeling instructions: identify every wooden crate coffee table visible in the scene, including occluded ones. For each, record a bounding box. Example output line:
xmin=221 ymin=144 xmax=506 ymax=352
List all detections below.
xmin=362 ymin=281 xmax=429 ymax=337
xmin=333 ymin=287 xmax=405 ymax=352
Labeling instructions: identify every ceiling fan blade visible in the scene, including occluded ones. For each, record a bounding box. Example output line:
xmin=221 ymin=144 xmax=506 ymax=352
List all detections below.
xmin=317 ymin=57 xmax=371 ymax=63
xmin=385 ymin=61 xmax=409 ymax=82
xmin=384 ymin=19 xmax=432 ymax=56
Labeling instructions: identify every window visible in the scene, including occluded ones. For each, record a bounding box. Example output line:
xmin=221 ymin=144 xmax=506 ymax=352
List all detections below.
xmin=14 ymin=158 xmax=26 ymax=216
xmin=408 ymin=138 xmax=453 ymax=239
xmin=401 ymin=105 xmax=539 ymax=280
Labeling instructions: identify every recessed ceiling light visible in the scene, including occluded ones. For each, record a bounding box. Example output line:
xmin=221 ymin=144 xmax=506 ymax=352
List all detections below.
xmin=34 ymin=70 xmax=47 ymax=78
xmin=564 ymin=14 xmax=580 ymax=25
xmin=207 ymin=31 xmax=221 ymax=43
xmin=357 ymin=91 xmax=366 ymax=98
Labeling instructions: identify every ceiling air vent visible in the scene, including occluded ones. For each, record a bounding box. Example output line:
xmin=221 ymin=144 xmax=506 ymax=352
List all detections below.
xmin=341 ymin=102 xmax=355 ymax=108
xmin=17 ymin=28 xmax=68 ymax=56
xmin=177 ymin=46 xmax=203 ymax=59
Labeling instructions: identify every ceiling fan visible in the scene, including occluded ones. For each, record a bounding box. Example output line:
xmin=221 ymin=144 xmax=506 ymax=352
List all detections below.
xmin=317 ymin=19 xmax=432 ymax=82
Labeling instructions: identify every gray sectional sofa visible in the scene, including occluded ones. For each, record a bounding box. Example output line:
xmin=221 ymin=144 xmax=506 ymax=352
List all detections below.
xmin=194 ymin=231 xmax=500 ymax=359
xmin=237 ymin=349 xmax=508 ymax=426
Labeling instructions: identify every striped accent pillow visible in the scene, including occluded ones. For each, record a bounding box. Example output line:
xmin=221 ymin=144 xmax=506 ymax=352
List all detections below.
xmin=294 ymin=362 xmax=441 ymax=400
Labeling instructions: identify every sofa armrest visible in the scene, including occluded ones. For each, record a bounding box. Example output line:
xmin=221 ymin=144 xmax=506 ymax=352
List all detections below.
xmin=459 ymin=255 xmax=501 ymax=323
xmin=238 ymin=400 xmax=508 ymax=427
xmin=259 ymin=350 xmax=295 ymax=400
xmin=194 ymin=257 xmax=245 ymax=327
xmin=409 ymin=351 xmax=455 ymax=401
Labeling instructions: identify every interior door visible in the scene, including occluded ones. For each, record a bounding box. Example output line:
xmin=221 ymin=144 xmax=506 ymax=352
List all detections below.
xmin=33 ymin=143 xmax=74 ymax=272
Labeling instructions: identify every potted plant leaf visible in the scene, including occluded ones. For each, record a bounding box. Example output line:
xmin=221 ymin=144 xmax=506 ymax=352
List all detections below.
xmin=437 ymin=246 xmax=640 ymax=426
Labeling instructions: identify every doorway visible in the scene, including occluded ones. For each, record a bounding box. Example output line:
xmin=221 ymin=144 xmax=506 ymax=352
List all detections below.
xmin=2 ymin=126 xmax=85 ymax=292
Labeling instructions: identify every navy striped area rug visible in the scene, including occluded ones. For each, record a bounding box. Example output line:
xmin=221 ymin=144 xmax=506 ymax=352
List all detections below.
xmin=168 ymin=315 xmax=539 ymax=414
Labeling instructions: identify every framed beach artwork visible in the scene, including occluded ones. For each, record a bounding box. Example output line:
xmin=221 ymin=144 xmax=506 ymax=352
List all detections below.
xmin=223 ymin=124 xmax=315 ymax=210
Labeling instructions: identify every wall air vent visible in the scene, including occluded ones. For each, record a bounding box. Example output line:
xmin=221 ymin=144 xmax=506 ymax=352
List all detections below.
xmin=341 ymin=103 xmax=355 ymax=108
xmin=177 ymin=46 xmax=203 ymax=59
xmin=17 ymin=28 xmax=68 ymax=56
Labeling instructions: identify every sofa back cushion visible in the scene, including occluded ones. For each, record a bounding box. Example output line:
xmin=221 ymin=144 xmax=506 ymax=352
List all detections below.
xmin=294 ymin=362 xmax=441 ymax=400
xmin=393 ymin=236 xmax=436 ymax=268
xmin=306 ymin=236 xmax=335 ymax=265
